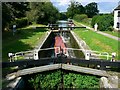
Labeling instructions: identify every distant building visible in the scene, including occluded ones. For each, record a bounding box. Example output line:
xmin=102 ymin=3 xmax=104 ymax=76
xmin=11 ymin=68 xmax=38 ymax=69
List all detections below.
xmin=114 ymin=4 xmax=120 ymax=31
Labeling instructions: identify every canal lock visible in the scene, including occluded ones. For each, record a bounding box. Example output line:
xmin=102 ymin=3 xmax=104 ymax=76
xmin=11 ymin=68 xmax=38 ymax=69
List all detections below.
xmin=6 ymin=21 xmax=102 ymax=90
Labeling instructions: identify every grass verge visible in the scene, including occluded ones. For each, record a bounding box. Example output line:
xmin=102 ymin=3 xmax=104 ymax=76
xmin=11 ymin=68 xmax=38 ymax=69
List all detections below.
xmin=74 ymin=28 xmax=120 ymax=60
xmin=103 ymin=31 xmax=120 ymax=38
xmin=74 ymin=20 xmax=120 ymax=38
xmin=2 ymin=24 xmax=47 ymax=88
xmin=2 ymin=24 xmax=47 ymax=62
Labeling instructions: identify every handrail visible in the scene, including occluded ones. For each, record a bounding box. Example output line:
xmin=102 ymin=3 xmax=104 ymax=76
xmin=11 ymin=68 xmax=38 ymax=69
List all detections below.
xmin=2 ymin=57 xmax=120 ymax=69
xmin=8 ymin=47 xmax=112 ymax=61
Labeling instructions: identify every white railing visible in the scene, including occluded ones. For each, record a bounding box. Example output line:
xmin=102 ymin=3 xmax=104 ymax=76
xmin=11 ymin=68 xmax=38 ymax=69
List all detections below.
xmin=8 ymin=50 xmax=34 ymax=62
xmin=8 ymin=47 xmax=113 ymax=62
xmin=63 ymin=48 xmax=112 ymax=60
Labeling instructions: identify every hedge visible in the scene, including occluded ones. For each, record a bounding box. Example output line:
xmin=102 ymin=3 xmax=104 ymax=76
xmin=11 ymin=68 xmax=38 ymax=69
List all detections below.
xmin=10 ymin=17 xmax=28 ymax=29
xmin=91 ymin=14 xmax=114 ymax=31
xmin=91 ymin=15 xmax=100 ymax=28
xmin=15 ymin=17 xmax=28 ymax=28
xmin=73 ymin=14 xmax=88 ymax=21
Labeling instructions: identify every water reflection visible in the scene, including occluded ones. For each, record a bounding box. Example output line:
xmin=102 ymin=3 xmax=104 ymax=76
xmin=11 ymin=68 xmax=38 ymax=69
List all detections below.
xmin=57 ymin=20 xmax=68 ymax=30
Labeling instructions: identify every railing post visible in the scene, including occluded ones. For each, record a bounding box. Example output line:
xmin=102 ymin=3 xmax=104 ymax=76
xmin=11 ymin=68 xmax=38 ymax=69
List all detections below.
xmin=34 ymin=49 xmax=39 ymax=60
xmin=14 ymin=54 xmax=17 ymax=61
xmin=100 ymin=61 xmax=106 ymax=70
xmin=111 ymin=52 xmax=116 ymax=62
xmin=8 ymin=53 xmax=14 ymax=62
xmin=106 ymin=53 xmax=109 ymax=60
xmin=85 ymin=52 xmax=90 ymax=60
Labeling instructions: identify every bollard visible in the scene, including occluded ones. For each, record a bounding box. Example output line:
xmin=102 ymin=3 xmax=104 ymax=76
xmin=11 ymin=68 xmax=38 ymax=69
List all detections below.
xmin=8 ymin=53 xmax=14 ymax=62
xmin=111 ymin=52 xmax=116 ymax=62
xmin=94 ymin=23 xmax=98 ymax=32
xmin=34 ymin=49 xmax=39 ymax=60
xmin=85 ymin=52 xmax=90 ymax=60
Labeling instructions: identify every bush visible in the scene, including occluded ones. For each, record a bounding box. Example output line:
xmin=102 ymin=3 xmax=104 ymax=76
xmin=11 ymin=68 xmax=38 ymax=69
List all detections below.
xmin=107 ymin=26 xmax=114 ymax=31
xmin=82 ymin=18 xmax=92 ymax=26
xmin=91 ymin=15 xmax=100 ymax=28
xmin=91 ymin=14 xmax=113 ymax=31
xmin=73 ymin=14 xmax=88 ymax=21
xmin=10 ymin=17 xmax=28 ymax=29
xmin=15 ymin=17 xmax=28 ymax=28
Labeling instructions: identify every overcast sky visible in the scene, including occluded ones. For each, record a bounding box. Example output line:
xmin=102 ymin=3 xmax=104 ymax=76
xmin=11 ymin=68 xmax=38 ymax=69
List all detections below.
xmin=50 ymin=0 xmax=120 ymax=13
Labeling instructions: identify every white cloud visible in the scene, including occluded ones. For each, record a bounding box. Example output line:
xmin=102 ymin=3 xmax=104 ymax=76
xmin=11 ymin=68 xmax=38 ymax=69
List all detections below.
xmin=58 ymin=0 xmax=70 ymax=6
xmin=76 ymin=0 xmax=119 ymax=3
xmin=51 ymin=0 xmax=119 ymax=7
xmin=51 ymin=0 xmax=70 ymax=6
xmin=51 ymin=0 xmax=119 ymax=13
xmin=51 ymin=0 xmax=119 ymax=3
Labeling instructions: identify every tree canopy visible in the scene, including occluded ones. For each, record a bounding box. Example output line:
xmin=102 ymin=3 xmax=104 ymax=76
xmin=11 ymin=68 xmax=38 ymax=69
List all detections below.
xmin=85 ymin=2 xmax=99 ymax=18
xmin=2 ymin=1 xmax=99 ymax=31
xmin=2 ymin=2 xmax=29 ymax=31
xmin=66 ymin=1 xmax=85 ymax=19
xmin=59 ymin=12 xmax=67 ymax=20
xmin=2 ymin=2 xmax=60 ymax=31
xmin=66 ymin=1 xmax=99 ymax=18
xmin=26 ymin=2 xmax=59 ymax=25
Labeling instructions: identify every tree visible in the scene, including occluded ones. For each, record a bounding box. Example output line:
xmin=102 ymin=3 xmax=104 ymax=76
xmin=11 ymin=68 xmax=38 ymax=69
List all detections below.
xmin=73 ymin=14 xmax=88 ymax=21
xmin=85 ymin=2 xmax=99 ymax=18
xmin=2 ymin=2 xmax=29 ymax=31
xmin=59 ymin=12 xmax=67 ymax=20
xmin=9 ymin=2 xmax=29 ymax=18
xmin=2 ymin=3 xmax=13 ymax=31
xmin=66 ymin=1 xmax=85 ymax=18
xmin=26 ymin=2 xmax=59 ymax=24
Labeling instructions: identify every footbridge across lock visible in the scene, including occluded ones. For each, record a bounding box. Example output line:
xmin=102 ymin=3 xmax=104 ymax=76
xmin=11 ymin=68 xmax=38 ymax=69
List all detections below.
xmin=2 ymin=53 xmax=120 ymax=90
xmin=2 ymin=55 xmax=120 ymax=84
xmin=2 ymin=55 xmax=120 ymax=71
xmin=8 ymin=47 xmax=114 ymax=62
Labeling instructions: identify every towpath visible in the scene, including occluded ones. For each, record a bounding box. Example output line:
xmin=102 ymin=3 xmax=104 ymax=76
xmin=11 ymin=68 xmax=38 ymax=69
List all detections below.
xmin=77 ymin=23 xmax=120 ymax=41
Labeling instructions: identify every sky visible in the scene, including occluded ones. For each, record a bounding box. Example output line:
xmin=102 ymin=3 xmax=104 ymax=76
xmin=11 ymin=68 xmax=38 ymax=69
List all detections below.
xmin=50 ymin=0 xmax=120 ymax=13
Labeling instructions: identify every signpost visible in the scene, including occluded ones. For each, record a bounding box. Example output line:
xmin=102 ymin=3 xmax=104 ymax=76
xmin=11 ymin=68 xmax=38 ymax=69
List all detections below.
xmin=13 ymin=25 xmax=16 ymax=36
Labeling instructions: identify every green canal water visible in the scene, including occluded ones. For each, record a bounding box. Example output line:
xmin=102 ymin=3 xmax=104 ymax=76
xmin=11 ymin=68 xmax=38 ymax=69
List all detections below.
xmin=22 ymin=70 xmax=100 ymax=90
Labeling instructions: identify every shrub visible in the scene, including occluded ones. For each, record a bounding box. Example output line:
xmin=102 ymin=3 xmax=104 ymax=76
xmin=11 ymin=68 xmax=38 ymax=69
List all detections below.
xmin=91 ymin=14 xmax=113 ymax=31
xmin=15 ymin=17 xmax=28 ymax=28
xmin=10 ymin=17 xmax=28 ymax=29
xmin=107 ymin=26 xmax=114 ymax=31
xmin=91 ymin=15 xmax=100 ymax=28
xmin=73 ymin=14 xmax=88 ymax=21
xmin=82 ymin=18 xmax=92 ymax=26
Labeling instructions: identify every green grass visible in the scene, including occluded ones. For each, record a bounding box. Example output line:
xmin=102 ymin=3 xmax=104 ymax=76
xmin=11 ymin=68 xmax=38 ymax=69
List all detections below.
xmin=74 ymin=20 xmax=120 ymax=38
xmin=80 ymin=18 xmax=92 ymax=27
xmin=2 ymin=24 xmax=47 ymax=88
xmin=74 ymin=18 xmax=92 ymax=28
xmin=24 ymin=23 xmax=46 ymax=29
xmin=74 ymin=20 xmax=84 ymax=27
xmin=103 ymin=31 xmax=120 ymax=38
xmin=2 ymin=25 xmax=47 ymax=62
xmin=74 ymin=28 xmax=120 ymax=60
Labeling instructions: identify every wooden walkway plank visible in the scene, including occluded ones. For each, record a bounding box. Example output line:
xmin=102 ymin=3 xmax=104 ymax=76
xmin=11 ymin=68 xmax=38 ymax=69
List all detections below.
xmin=62 ymin=64 xmax=110 ymax=77
xmin=16 ymin=64 xmax=61 ymax=77
xmin=7 ymin=64 xmax=110 ymax=79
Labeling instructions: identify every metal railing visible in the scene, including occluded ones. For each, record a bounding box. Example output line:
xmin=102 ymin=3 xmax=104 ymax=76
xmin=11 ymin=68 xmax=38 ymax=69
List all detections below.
xmin=2 ymin=56 xmax=120 ymax=70
xmin=8 ymin=47 xmax=113 ymax=62
xmin=8 ymin=50 xmax=34 ymax=62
